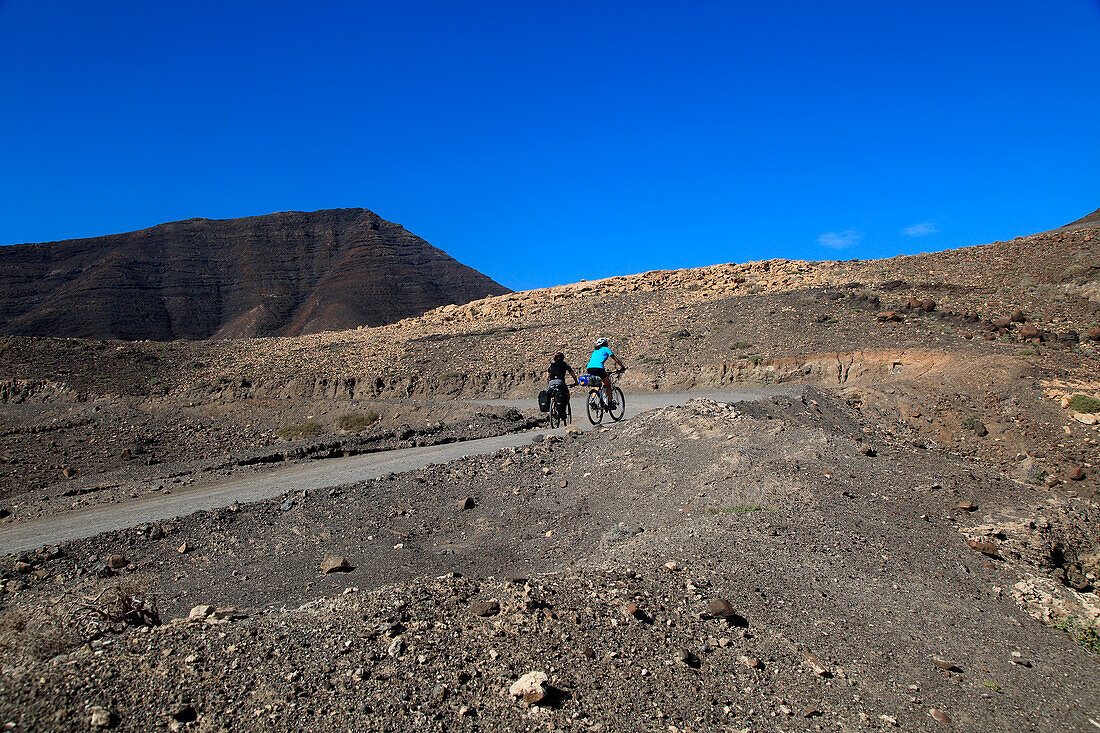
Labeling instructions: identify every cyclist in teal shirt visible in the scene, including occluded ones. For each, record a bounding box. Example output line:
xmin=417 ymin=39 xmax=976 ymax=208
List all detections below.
xmin=586 ymin=338 xmax=626 ymax=408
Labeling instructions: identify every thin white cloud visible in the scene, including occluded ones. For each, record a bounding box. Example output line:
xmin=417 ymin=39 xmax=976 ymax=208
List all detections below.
xmin=903 ymin=221 xmax=938 ymax=237
xmin=816 ymin=229 xmax=862 ymax=250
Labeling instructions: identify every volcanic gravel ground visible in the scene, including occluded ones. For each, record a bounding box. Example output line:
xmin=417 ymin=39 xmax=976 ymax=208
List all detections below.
xmin=0 ymin=398 xmax=533 ymax=522
xmin=2 ymin=390 xmax=1097 ymax=731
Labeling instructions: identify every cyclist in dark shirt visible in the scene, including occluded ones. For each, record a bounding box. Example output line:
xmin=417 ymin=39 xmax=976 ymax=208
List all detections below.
xmin=546 ymin=352 xmax=578 ymax=415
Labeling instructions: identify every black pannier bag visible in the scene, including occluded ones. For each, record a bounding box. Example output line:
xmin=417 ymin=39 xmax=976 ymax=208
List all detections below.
xmin=538 ymin=389 xmax=550 ymax=412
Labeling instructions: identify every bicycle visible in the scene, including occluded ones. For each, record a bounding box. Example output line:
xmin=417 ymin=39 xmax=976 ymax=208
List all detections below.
xmin=584 ymin=368 xmax=625 ymax=425
xmin=547 ymin=384 xmax=572 ymax=428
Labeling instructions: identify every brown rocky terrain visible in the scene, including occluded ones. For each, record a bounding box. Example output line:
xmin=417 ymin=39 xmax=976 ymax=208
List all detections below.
xmin=1 ymin=214 xmax=1098 ymax=731
xmin=0 ymin=209 xmax=509 ymax=340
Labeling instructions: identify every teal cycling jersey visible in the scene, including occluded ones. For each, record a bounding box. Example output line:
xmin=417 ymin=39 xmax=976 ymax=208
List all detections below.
xmin=587 ymin=346 xmax=613 ymax=370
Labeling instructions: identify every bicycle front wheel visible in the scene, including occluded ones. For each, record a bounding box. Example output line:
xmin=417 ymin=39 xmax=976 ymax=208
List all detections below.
xmin=608 ymin=387 xmax=626 ymax=421
xmin=586 ymin=390 xmax=603 ymax=425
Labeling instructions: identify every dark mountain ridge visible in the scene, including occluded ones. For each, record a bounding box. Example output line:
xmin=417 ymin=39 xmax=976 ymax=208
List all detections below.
xmin=0 ymin=208 xmax=509 ymax=341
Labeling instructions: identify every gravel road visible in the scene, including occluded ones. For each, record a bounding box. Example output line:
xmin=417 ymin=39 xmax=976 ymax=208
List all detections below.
xmin=0 ymin=388 xmax=796 ymax=555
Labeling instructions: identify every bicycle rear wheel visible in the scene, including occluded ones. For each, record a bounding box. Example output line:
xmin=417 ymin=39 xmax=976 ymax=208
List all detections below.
xmin=608 ymin=387 xmax=626 ymax=421
xmin=549 ymin=398 xmax=561 ymax=428
xmin=586 ymin=390 xmax=603 ymax=424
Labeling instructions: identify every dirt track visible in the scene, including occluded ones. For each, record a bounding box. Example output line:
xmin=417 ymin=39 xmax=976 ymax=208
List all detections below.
xmin=0 ymin=389 xmax=797 ymax=555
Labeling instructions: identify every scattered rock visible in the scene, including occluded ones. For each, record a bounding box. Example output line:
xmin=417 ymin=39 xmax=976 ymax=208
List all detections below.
xmin=320 ymin=555 xmax=353 ymax=574
xmin=704 ymin=598 xmax=747 ymax=626
xmin=1088 ymin=325 xmax=1100 ymax=341
xmin=62 ymin=467 xmax=77 ymax=478
xmin=14 ymin=560 xmax=32 ymax=574
xmin=107 ymin=554 xmax=127 ymax=570
xmin=171 ymin=705 xmax=197 ymax=723
xmin=177 ymin=542 xmax=190 ymax=554
xmin=677 ymin=648 xmax=701 ymax=668
xmin=469 ymin=600 xmax=500 ymax=617
xmin=1069 ymin=466 xmax=1087 ymax=481
xmin=1009 ymin=310 xmax=1027 ymax=323
xmin=662 ymin=561 xmax=681 ymax=572
xmin=858 ymin=443 xmax=876 ymax=456
xmin=388 ymin=637 xmax=406 ymax=658
xmin=802 ymin=652 xmax=830 ymax=677
xmin=877 ymin=311 xmax=902 ymax=322
xmin=967 ymin=539 xmax=1000 ymax=557
xmin=1074 ymin=413 xmax=1098 ymax=426
xmin=458 ymin=496 xmax=476 ymax=511
xmin=928 ymin=708 xmax=952 ymax=725
xmin=932 ymin=656 xmax=962 ymax=673
xmin=739 ymin=655 xmax=762 ymax=669
xmin=188 ymin=605 xmax=214 ymax=621
xmin=509 ymin=671 xmax=550 ymax=705
xmin=957 ymin=501 xmax=978 ymax=512
xmin=89 ymin=706 xmax=113 ymax=728
xmin=1019 ymin=323 xmax=1041 ymax=340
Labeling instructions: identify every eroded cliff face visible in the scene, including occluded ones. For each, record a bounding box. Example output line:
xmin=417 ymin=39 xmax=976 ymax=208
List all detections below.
xmin=0 ymin=208 xmax=509 ymax=340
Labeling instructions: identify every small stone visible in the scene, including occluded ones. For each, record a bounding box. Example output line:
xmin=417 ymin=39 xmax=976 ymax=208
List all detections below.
xmin=858 ymin=443 xmax=876 ymax=456
xmin=876 ymin=310 xmax=902 ymax=322
xmin=1074 ymin=413 xmax=1099 ymax=426
xmin=509 ymin=671 xmax=549 ymax=705
xmin=967 ymin=539 xmax=1000 ymax=557
xmin=706 ymin=598 xmax=748 ymax=626
xmin=802 ymin=652 xmax=830 ymax=677
xmin=1009 ymin=309 xmax=1027 ymax=323
xmin=559 ymin=480 xmax=568 ymax=488
xmin=531 ymin=434 xmax=545 ymax=443
xmin=320 ymin=555 xmax=352 ymax=574
xmin=171 ymin=705 xmax=197 ymax=723
xmin=1069 ymin=466 xmax=1087 ymax=481
xmin=932 ymin=656 xmax=962 ymax=673
xmin=677 ymin=648 xmax=700 ymax=668
xmin=432 ymin=684 xmax=449 ymax=702
xmin=879 ymin=715 xmax=899 ymax=726
xmin=1019 ymin=323 xmax=1041 ymax=340
xmin=388 ymin=637 xmax=406 ymax=658
xmin=621 ymin=602 xmax=649 ymax=622
xmin=739 ymin=655 xmax=762 ymax=669
xmin=177 ymin=542 xmax=190 ymax=554
xmin=957 ymin=501 xmax=978 ymax=512
xmin=107 ymin=554 xmax=127 ymax=570
xmin=62 ymin=467 xmax=77 ymax=478
xmin=14 ymin=561 xmax=32 ymax=574
xmin=458 ymin=496 xmax=476 ymax=511
xmin=662 ymin=561 xmax=681 ymax=572
xmin=279 ymin=497 xmax=295 ymax=512
xmin=89 ymin=707 xmax=111 ymax=728
xmin=929 ymin=708 xmax=951 ymax=725
xmin=565 ymin=425 xmax=582 ymax=436
xmin=469 ymin=600 xmax=500 ymax=617
xmin=188 ymin=605 xmax=213 ymax=621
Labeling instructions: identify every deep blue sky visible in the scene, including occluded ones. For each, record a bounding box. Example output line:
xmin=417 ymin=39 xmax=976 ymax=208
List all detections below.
xmin=2 ymin=1 xmax=1098 ymax=290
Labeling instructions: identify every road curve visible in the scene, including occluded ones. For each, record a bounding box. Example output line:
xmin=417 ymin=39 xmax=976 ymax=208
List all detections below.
xmin=0 ymin=387 xmax=798 ymax=555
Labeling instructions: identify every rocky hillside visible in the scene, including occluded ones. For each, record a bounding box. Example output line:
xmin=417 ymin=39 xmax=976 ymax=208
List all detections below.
xmin=0 ymin=209 xmax=509 ymax=340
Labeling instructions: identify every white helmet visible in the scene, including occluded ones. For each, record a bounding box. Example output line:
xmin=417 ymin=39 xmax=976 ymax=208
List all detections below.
xmin=594 ymin=338 xmax=609 ymax=348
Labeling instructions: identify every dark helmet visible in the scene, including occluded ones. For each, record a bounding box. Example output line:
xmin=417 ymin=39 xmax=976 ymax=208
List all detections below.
xmin=553 ymin=352 xmax=565 ymax=361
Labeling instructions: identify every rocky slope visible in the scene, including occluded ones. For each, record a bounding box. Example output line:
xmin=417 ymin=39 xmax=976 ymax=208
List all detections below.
xmin=0 ymin=214 xmax=1098 ymax=731
xmin=0 ymin=209 xmax=509 ymax=340
xmin=1 ymin=392 xmax=1097 ymax=731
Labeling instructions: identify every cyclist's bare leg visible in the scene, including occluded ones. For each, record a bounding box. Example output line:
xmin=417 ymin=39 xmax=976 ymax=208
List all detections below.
xmin=604 ymin=377 xmax=613 ymax=404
